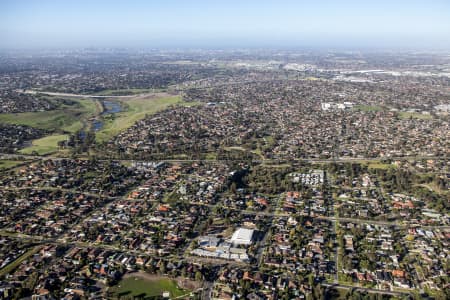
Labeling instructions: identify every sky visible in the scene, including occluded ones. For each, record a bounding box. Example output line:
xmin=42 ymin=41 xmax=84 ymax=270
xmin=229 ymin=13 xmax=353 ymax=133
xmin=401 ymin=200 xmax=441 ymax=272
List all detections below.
xmin=1 ymin=0 xmax=450 ymax=49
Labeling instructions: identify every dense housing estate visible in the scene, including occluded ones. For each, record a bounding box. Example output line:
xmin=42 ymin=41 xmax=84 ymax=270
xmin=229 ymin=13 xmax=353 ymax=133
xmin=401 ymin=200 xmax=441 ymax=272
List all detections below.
xmin=0 ymin=50 xmax=448 ymax=300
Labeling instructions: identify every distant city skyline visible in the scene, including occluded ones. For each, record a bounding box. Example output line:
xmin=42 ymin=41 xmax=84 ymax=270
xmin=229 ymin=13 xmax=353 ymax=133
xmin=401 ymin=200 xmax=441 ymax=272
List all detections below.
xmin=1 ymin=0 xmax=450 ymax=49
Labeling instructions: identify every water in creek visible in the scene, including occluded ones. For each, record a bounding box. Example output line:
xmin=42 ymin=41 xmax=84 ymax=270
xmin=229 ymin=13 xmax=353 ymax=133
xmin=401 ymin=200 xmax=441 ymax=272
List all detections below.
xmin=92 ymin=100 xmax=122 ymax=131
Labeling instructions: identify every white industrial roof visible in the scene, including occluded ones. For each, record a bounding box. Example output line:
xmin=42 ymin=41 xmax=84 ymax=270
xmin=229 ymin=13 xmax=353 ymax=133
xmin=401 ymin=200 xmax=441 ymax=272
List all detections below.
xmin=230 ymin=228 xmax=254 ymax=245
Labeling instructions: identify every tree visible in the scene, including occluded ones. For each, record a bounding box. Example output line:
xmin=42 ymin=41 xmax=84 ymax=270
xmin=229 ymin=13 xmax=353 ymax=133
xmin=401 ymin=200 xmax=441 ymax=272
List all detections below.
xmin=230 ymin=182 xmax=237 ymax=193
xmin=195 ymin=271 xmax=203 ymax=281
xmin=159 ymin=262 xmax=166 ymax=275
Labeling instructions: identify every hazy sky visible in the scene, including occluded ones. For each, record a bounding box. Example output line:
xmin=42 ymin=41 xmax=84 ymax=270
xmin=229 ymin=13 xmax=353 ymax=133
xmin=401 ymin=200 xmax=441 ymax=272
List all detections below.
xmin=1 ymin=0 xmax=450 ymax=49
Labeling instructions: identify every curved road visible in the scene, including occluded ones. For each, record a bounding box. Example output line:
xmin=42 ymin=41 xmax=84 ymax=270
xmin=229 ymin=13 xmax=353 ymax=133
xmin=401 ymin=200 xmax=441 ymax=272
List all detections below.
xmin=18 ymin=89 xmax=145 ymax=99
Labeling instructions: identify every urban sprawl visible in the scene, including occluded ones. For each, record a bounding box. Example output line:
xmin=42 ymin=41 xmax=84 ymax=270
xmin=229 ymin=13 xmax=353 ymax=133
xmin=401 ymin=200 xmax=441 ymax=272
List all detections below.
xmin=0 ymin=50 xmax=448 ymax=300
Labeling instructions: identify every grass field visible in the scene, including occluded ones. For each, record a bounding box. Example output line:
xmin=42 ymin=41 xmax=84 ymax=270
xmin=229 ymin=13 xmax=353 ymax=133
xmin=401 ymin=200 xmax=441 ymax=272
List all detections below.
xmin=341 ymin=160 xmax=396 ymax=171
xmin=0 ymin=160 xmax=27 ymax=170
xmin=0 ymin=98 xmax=100 ymax=133
xmin=223 ymin=146 xmax=265 ymax=160
xmin=398 ymin=111 xmax=433 ymax=120
xmin=19 ymin=134 xmax=68 ymax=155
xmin=95 ymin=95 xmax=199 ymax=142
xmin=366 ymin=161 xmax=396 ymax=170
xmin=354 ymin=104 xmax=384 ymax=112
xmin=0 ymin=98 xmax=100 ymax=155
xmin=204 ymin=152 xmax=218 ymax=160
xmin=111 ymin=276 xmax=189 ymax=298
xmin=0 ymin=110 xmax=81 ymax=132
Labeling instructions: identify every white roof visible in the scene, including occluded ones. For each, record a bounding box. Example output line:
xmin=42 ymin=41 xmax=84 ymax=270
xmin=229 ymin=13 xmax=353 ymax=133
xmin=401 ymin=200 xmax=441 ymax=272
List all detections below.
xmin=230 ymin=228 xmax=254 ymax=245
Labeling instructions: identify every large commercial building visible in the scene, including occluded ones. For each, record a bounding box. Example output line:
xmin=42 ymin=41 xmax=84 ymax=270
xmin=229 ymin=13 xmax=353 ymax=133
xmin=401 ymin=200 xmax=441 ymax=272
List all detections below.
xmin=230 ymin=228 xmax=254 ymax=245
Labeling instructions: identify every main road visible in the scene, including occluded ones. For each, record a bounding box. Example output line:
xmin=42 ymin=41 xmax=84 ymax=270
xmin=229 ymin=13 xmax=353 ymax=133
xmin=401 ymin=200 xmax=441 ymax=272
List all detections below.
xmin=1 ymin=152 xmax=447 ymax=166
xmin=18 ymin=89 xmax=145 ymax=99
